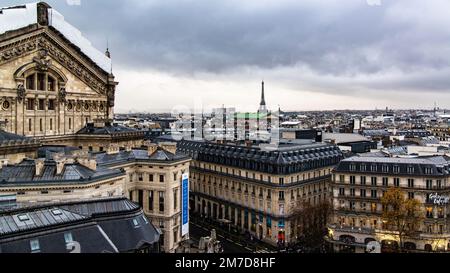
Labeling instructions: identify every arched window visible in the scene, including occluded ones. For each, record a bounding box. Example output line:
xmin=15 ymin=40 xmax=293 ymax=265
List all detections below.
xmin=24 ymin=72 xmax=61 ymax=91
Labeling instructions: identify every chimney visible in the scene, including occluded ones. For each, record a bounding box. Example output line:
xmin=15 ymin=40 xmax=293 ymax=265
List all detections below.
xmin=77 ymin=156 xmax=97 ymax=171
xmin=35 ymin=158 xmax=45 ymax=176
xmin=106 ymin=143 xmax=119 ymax=155
xmin=125 ymin=143 xmax=133 ymax=152
xmin=147 ymin=143 xmax=158 ymax=156
xmin=55 ymin=158 xmax=66 ymax=175
xmin=159 ymin=142 xmax=177 ymax=154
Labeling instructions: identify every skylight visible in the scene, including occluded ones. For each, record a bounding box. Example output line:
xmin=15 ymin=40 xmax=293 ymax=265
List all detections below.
xmin=18 ymin=214 xmax=30 ymax=221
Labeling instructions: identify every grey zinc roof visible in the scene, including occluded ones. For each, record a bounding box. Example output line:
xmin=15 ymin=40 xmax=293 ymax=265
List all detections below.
xmin=76 ymin=123 xmax=139 ymax=135
xmin=336 ymin=156 xmax=450 ymax=176
xmin=0 ymin=198 xmax=159 ymax=253
xmin=0 ymin=208 xmax=86 ymax=236
xmin=95 ymin=148 xmax=190 ymax=166
xmin=0 ymin=159 xmax=123 ymax=185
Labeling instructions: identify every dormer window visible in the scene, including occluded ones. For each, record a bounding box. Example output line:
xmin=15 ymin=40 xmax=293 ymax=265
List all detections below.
xmin=360 ymin=164 xmax=366 ymax=172
xmin=393 ymin=165 xmax=400 ymax=173
xmin=407 ymin=166 xmax=414 ymax=174
xmin=371 ymin=164 xmax=377 ymax=172
xmin=349 ymin=164 xmax=356 ymax=171
xmin=382 ymin=165 xmax=389 ymax=173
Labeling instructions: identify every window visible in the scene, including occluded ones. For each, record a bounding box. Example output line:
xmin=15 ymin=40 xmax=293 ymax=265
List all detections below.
xmin=279 ymin=178 xmax=284 ymax=186
xmin=138 ymin=190 xmax=143 ymax=206
xmin=339 ymin=175 xmax=345 ymax=183
xmin=426 ymin=207 xmax=433 ymax=218
xmin=37 ymin=73 xmax=45 ymax=90
xmin=173 ymin=228 xmax=178 ymax=244
xmin=173 ymin=188 xmax=178 ymax=210
xmin=50 ymin=118 xmax=53 ymax=130
xmin=350 ymin=188 xmax=355 ymax=197
xmin=48 ymin=76 xmax=56 ymax=91
xmin=371 ymin=164 xmax=377 ymax=172
xmin=350 ymin=164 xmax=356 ymax=171
xmin=27 ymin=98 xmax=35 ymax=110
xmin=26 ymin=74 xmax=35 ymax=89
xmin=39 ymin=118 xmax=43 ymax=132
xmin=64 ymin=232 xmax=73 ymax=244
xmin=382 ymin=177 xmax=388 ymax=187
xmin=426 ymin=180 xmax=433 ymax=190
xmin=393 ymin=178 xmax=400 ymax=187
xmin=360 ymin=189 xmax=366 ymax=198
xmin=360 ymin=164 xmax=366 ymax=172
xmin=382 ymin=165 xmax=389 ymax=173
xmin=18 ymin=214 xmax=30 ymax=221
xmin=350 ymin=176 xmax=356 ymax=185
xmin=159 ymin=175 xmax=165 ymax=183
xmin=360 ymin=176 xmax=366 ymax=185
xmin=38 ymin=99 xmax=45 ymax=110
xmin=425 ymin=167 xmax=432 ymax=175
xmin=339 ymin=188 xmax=345 ymax=196
xmin=68 ymin=118 xmax=71 ymax=130
xmin=278 ymin=191 xmax=285 ymax=201
xmin=393 ymin=165 xmax=400 ymax=173
xmin=371 ymin=190 xmax=377 ymax=198
xmin=148 ymin=190 xmax=154 ymax=211
xmin=408 ymin=192 xmax=415 ymax=199
xmin=173 ymin=172 xmax=177 ymax=181
xmin=408 ymin=179 xmax=414 ymax=188
xmin=436 ymin=180 xmax=442 ymax=189
xmin=28 ymin=119 xmax=32 ymax=132
xmin=371 ymin=177 xmax=377 ymax=186
xmin=149 ymin=174 xmax=154 ymax=182
xmin=30 ymin=239 xmax=40 ymax=253
xmin=159 ymin=191 xmax=165 ymax=212
xmin=349 ymin=201 xmax=355 ymax=210
xmin=407 ymin=166 xmax=414 ymax=174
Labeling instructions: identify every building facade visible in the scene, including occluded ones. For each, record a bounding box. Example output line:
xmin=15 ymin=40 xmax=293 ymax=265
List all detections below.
xmin=96 ymin=142 xmax=191 ymax=253
xmin=178 ymin=140 xmax=343 ymax=246
xmin=329 ymin=156 xmax=450 ymax=253
xmin=0 ymin=3 xmax=116 ymax=138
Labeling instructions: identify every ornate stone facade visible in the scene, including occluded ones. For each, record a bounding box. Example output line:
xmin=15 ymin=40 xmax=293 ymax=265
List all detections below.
xmin=0 ymin=3 xmax=117 ymax=139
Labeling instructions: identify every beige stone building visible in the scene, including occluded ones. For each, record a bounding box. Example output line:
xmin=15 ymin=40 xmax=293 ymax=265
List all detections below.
xmin=0 ymin=2 xmax=116 ymax=138
xmin=95 ymin=142 xmax=191 ymax=253
xmin=178 ymin=140 xmax=343 ymax=246
xmin=329 ymin=156 xmax=450 ymax=253
xmin=0 ymin=3 xmax=193 ymax=254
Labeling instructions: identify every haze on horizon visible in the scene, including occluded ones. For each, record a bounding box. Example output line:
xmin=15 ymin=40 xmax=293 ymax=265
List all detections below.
xmin=3 ymin=0 xmax=450 ymax=113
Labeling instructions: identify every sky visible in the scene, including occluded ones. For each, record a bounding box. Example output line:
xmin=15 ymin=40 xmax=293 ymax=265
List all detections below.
xmin=3 ymin=0 xmax=450 ymax=113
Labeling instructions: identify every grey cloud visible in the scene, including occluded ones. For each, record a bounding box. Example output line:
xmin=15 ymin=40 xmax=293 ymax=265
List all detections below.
xmin=3 ymin=0 xmax=450 ymax=98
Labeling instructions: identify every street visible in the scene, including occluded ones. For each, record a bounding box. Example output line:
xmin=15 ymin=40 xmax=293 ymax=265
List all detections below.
xmin=189 ymin=221 xmax=253 ymax=253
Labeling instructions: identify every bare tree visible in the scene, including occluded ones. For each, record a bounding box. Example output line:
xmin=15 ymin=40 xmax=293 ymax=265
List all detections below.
xmin=290 ymin=200 xmax=332 ymax=251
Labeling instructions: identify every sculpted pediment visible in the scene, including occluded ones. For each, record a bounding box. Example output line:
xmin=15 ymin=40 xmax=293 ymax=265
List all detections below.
xmin=0 ymin=28 xmax=115 ymax=97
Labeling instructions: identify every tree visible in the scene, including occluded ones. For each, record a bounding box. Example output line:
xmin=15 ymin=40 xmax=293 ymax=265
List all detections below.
xmin=381 ymin=187 xmax=424 ymax=252
xmin=290 ymin=200 xmax=332 ymax=251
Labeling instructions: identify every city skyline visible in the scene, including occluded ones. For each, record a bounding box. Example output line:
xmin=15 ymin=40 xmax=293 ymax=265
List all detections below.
xmin=3 ymin=0 xmax=450 ymax=113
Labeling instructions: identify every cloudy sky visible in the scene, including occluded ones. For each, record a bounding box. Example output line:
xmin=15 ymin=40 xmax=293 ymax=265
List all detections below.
xmin=4 ymin=0 xmax=450 ymax=113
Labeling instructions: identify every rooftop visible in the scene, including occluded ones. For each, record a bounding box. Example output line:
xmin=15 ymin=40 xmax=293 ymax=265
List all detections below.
xmin=0 ymin=197 xmax=160 ymax=253
xmin=0 ymin=2 xmax=111 ymax=72
xmin=0 ymin=159 xmax=123 ymax=186
xmin=96 ymin=147 xmax=190 ymax=166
